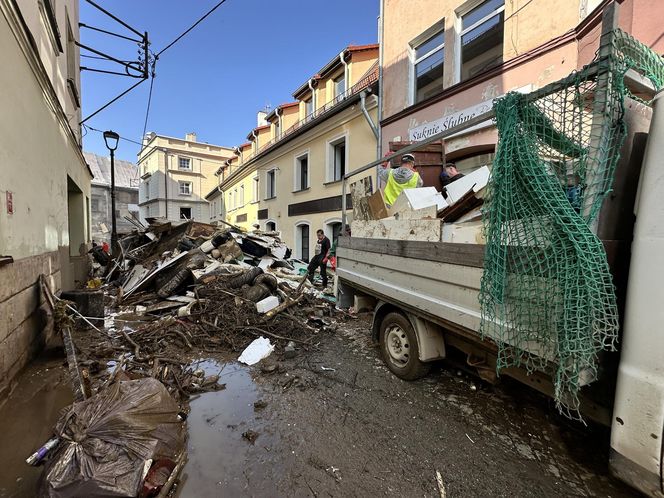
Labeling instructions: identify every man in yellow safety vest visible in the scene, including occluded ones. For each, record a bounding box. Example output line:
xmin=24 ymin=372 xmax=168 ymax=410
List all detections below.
xmin=379 ymin=153 xmax=423 ymax=206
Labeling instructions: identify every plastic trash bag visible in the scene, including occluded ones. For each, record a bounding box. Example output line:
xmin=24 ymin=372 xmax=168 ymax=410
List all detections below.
xmin=41 ymin=378 xmax=184 ymax=497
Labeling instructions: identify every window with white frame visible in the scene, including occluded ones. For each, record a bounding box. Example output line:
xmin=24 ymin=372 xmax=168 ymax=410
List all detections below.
xmin=266 ymin=169 xmax=276 ymax=199
xmin=233 ymin=188 xmax=238 ymax=208
xmin=228 ymin=191 xmax=233 ymax=210
xmin=295 ymin=153 xmax=309 ymax=191
xmin=252 ymin=176 xmax=259 ymax=202
xmin=304 ymin=98 xmax=313 ymax=119
xmin=274 ymin=120 xmax=281 ymax=139
xmin=145 ymin=180 xmax=150 ymax=200
xmin=412 ymin=26 xmax=445 ymax=103
xmin=328 ymin=137 xmax=346 ymax=182
xmin=178 ymin=157 xmax=192 ymax=170
xmin=240 ymin=185 xmax=245 ymax=206
xmin=266 ymin=221 xmax=276 ymax=232
xmin=334 ymin=74 xmax=345 ymax=98
xmin=179 ymin=181 xmax=192 ymax=195
xmin=459 ymin=0 xmax=505 ymax=81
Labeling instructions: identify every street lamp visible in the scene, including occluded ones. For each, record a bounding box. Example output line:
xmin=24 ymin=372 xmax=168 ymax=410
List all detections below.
xmin=103 ymin=130 xmax=120 ymax=253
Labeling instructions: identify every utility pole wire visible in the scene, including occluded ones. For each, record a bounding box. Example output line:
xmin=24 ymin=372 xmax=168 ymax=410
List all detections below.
xmin=156 ymin=0 xmax=229 ymax=57
xmin=141 ymin=55 xmax=158 ymax=150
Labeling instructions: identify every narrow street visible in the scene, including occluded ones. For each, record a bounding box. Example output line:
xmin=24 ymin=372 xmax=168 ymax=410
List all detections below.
xmin=0 ymin=315 xmax=636 ymax=497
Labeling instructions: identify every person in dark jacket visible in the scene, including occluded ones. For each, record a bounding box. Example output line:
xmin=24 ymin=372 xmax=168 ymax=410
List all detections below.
xmin=439 ymin=163 xmax=465 ymax=187
xmin=307 ymin=229 xmax=331 ymax=287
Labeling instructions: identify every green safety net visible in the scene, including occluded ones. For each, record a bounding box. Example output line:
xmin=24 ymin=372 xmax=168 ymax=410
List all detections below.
xmin=479 ymin=29 xmax=664 ymax=418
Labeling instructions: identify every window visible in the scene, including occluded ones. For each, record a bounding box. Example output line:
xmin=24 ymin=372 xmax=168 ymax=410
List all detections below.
xmin=329 ymin=137 xmax=346 ymax=182
xmin=145 ymin=180 xmax=150 ymax=200
xmin=39 ymin=0 xmax=62 ymax=54
xmin=266 ymin=221 xmax=276 ymax=232
xmin=252 ymin=176 xmax=259 ymax=202
xmin=67 ymin=176 xmax=84 ymax=256
xmin=65 ymin=13 xmax=79 ymax=107
xmin=295 ymin=153 xmax=309 ymax=191
xmin=180 ymin=207 xmax=192 ymax=220
xmin=297 ymin=224 xmax=310 ymax=262
xmin=328 ymin=222 xmax=343 ymax=247
xmin=228 ymin=191 xmax=233 ymax=210
xmin=459 ymin=0 xmax=505 ymax=81
xmin=233 ymin=188 xmax=238 ymax=208
xmin=412 ymin=28 xmax=445 ymax=103
xmin=334 ymin=74 xmax=345 ymax=98
xmin=178 ymin=157 xmax=191 ymax=170
xmin=266 ymin=169 xmax=276 ymax=199
xmin=274 ymin=121 xmax=281 ymax=139
xmin=304 ymin=98 xmax=313 ymax=119
xmin=179 ymin=181 xmax=192 ymax=195
xmin=240 ymin=185 xmax=245 ymax=206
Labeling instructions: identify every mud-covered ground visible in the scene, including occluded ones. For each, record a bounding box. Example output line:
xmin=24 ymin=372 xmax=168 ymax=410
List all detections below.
xmin=0 ymin=314 xmax=638 ymax=497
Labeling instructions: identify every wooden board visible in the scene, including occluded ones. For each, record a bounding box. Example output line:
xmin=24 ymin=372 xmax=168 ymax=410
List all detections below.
xmin=338 ymin=236 xmax=485 ymax=268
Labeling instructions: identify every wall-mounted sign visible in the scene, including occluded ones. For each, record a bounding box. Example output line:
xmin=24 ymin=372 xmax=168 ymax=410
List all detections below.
xmin=6 ymin=191 xmax=13 ymax=215
xmin=408 ymin=100 xmax=494 ymax=141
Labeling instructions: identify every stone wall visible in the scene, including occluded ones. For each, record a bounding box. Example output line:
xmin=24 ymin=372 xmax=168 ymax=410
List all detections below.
xmin=0 ymin=252 xmax=61 ymax=398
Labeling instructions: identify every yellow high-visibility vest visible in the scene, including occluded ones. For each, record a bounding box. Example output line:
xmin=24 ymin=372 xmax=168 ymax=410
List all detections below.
xmin=383 ymin=170 xmax=420 ymax=205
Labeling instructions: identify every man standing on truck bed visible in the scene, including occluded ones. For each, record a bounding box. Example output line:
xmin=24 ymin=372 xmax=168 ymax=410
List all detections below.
xmin=379 ymin=153 xmax=423 ymax=206
xmin=308 ymin=229 xmax=330 ymax=288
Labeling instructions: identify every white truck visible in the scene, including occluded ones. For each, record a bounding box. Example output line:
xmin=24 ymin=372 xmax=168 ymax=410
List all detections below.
xmin=336 ymin=72 xmax=664 ymax=498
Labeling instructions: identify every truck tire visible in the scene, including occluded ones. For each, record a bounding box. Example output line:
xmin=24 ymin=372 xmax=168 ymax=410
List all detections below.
xmin=379 ymin=312 xmax=431 ymax=380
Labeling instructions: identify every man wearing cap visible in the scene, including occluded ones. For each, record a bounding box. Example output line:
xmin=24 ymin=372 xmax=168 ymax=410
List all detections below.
xmin=439 ymin=163 xmax=464 ymax=187
xmin=379 ymin=153 xmax=423 ymax=206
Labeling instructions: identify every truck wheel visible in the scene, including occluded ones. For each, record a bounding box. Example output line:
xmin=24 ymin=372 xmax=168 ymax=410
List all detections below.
xmin=379 ymin=312 xmax=431 ymax=380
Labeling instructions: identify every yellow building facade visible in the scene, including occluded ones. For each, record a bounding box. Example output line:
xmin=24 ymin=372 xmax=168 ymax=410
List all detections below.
xmin=209 ymin=45 xmax=379 ymax=259
xmin=138 ymin=132 xmax=234 ymax=223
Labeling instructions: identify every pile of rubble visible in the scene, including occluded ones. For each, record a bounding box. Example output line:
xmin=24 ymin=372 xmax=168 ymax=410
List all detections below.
xmin=33 ymin=219 xmax=345 ymax=497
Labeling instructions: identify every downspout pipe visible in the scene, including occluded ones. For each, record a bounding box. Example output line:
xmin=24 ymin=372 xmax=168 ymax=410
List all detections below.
xmin=339 ymin=50 xmax=349 ymax=92
xmin=360 ymin=89 xmax=379 ymax=139
xmin=307 ymin=78 xmax=316 ymax=112
xmin=251 ymin=130 xmax=258 ymax=153
xmin=377 ymin=0 xmax=384 ymax=161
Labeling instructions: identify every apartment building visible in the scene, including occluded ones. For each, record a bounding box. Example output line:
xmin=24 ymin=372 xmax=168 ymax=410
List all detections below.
xmin=210 ymin=44 xmax=379 ymax=261
xmin=379 ymin=0 xmax=664 ymax=183
xmin=0 ymin=0 xmax=91 ymax=393
xmin=84 ymin=151 xmax=139 ymax=243
xmin=138 ymin=132 xmax=234 ymax=223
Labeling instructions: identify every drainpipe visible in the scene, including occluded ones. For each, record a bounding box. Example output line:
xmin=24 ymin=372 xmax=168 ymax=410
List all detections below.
xmin=339 ymin=50 xmax=349 ymax=92
xmin=233 ymin=146 xmax=242 ymax=166
xmin=252 ymin=130 xmax=258 ymax=153
xmin=275 ymin=107 xmax=282 ymax=138
xmin=360 ymin=89 xmax=379 ymax=139
xmin=377 ymin=0 xmax=384 ymax=161
xmin=308 ymin=78 xmax=316 ymax=113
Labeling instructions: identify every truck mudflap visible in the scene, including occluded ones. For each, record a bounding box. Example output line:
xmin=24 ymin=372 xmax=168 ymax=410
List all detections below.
xmin=371 ymin=301 xmax=445 ymax=362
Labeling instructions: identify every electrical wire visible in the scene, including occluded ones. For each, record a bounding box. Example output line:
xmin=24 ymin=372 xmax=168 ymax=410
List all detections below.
xmin=156 ymin=0 xmax=229 ymax=57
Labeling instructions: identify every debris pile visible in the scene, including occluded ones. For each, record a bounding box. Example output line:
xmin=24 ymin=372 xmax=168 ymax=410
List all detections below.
xmin=350 ymin=166 xmax=489 ymax=243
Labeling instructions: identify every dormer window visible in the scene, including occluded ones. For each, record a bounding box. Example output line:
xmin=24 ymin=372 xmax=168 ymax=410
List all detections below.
xmin=334 ymin=74 xmax=346 ymax=98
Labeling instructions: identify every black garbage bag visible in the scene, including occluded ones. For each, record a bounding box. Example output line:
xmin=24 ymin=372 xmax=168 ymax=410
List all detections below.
xmin=40 ymin=378 xmax=184 ymax=498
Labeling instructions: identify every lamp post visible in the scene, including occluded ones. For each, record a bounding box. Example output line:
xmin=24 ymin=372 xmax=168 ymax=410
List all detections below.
xmin=103 ymin=130 xmax=120 ymax=253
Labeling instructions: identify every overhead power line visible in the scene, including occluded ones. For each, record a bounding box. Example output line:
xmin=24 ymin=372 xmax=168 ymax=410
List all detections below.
xmin=156 ymin=0 xmax=229 ymax=57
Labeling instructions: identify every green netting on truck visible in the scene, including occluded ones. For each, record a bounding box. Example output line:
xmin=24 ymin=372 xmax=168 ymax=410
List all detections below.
xmin=479 ymin=29 xmax=664 ymax=418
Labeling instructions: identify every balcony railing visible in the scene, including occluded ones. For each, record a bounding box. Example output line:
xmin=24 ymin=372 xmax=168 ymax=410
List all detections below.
xmin=256 ymin=62 xmax=379 ymax=156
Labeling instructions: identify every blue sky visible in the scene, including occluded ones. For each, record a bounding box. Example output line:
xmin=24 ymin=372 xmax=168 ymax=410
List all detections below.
xmin=80 ymin=0 xmax=379 ymax=162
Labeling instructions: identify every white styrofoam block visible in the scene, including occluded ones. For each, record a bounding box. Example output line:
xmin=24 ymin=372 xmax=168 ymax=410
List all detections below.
xmin=445 ymin=166 xmax=491 ymax=204
xmin=238 ymin=337 xmax=274 ymax=365
xmin=256 ymin=295 xmax=280 ymax=314
xmin=270 ymin=245 xmax=288 ymax=259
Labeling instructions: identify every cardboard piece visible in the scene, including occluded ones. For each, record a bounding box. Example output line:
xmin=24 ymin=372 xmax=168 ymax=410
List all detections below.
xmin=367 ymin=190 xmax=389 ymax=220
xmin=442 ymin=220 xmax=485 ymax=244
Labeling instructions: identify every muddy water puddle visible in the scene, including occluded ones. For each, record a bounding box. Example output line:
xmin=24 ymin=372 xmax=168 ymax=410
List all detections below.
xmin=176 ymin=359 xmax=285 ymax=497
xmin=0 ymin=352 xmax=71 ymax=498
